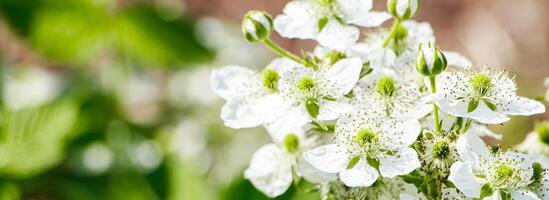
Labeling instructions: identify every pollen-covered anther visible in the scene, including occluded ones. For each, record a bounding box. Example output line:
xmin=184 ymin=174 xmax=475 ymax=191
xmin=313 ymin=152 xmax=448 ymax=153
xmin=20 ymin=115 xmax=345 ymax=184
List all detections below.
xmin=262 ymin=69 xmax=280 ymax=92
xmin=376 ymin=76 xmax=397 ymax=97
xmin=470 ymin=73 xmax=492 ymax=96
xmin=297 ymin=77 xmax=317 ymax=93
xmin=432 ymin=140 xmax=450 ymax=159
xmin=494 ymin=164 xmax=514 ymax=182
xmin=354 ymin=128 xmax=377 ymax=147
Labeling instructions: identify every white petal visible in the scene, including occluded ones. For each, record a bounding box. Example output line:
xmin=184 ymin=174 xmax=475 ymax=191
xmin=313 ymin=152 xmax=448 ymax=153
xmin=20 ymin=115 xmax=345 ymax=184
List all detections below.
xmin=297 ymin=159 xmax=338 ymax=184
xmin=509 ymin=190 xmax=540 ymax=200
xmin=317 ymin=100 xmax=352 ymax=121
xmin=264 ymin=107 xmax=310 ymax=143
xmin=448 ymin=161 xmax=484 ymax=198
xmin=435 ymin=96 xmax=510 ymax=124
xmin=469 ymin=124 xmax=502 ymax=140
xmin=379 ymin=148 xmax=421 ymax=178
xmin=210 ymin=65 xmax=254 ymax=100
xmin=456 ymin=131 xmax=490 ymax=167
xmin=304 ymin=144 xmax=349 ymax=173
xmin=273 ymin=1 xmax=319 ymax=39
xmin=503 ymin=97 xmax=545 ymax=116
xmin=444 ymin=51 xmax=472 ymax=68
xmin=324 ymin=57 xmax=363 ymax=97
xmin=348 ymin=11 xmax=391 ymax=27
xmin=317 ymin=20 xmax=359 ymax=50
xmin=339 ymin=159 xmax=379 ymax=187
xmin=221 ymin=97 xmax=264 ymax=128
xmin=221 ymin=95 xmax=289 ymax=129
xmin=484 ymin=192 xmax=501 ymax=200
xmin=244 ymin=144 xmax=293 ymax=198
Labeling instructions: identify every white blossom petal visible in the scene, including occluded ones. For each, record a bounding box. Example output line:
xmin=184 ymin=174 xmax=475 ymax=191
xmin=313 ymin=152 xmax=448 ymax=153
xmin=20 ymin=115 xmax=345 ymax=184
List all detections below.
xmin=221 ymin=95 xmax=288 ymax=129
xmin=444 ymin=51 xmax=472 ymax=68
xmin=210 ymin=65 xmax=254 ymax=100
xmin=244 ymin=144 xmax=293 ymax=198
xmin=304 ymin=144 xmax=349 ymax=173
xmin=348 ymin=11 xmax=391 ymax=27
xmin=379 ymin=148 xmax=421 ymax=178
xmin=456 ymin=131 xmax=490 ymax=167
xmin=324 ymin=57 xmax=363 ymax=97
xmin=274 ymin=1 xmax=320 ymax=39
xmin=448 ymin=161 xmax=484 ymax=198
xmin=339 ymin=159 xmax=379 ymax=187
xmin=297 ymin=159 xmax=338 ymax=184
xmin=509 ymin=190 xmax=540 ymax=200
xmin=317 ymin=20 xmax=359 ymax=50
xmin=502 ymin=97 xmax=545 ymax=116
xmin=317 ymin=100 xmax=352 ymax=121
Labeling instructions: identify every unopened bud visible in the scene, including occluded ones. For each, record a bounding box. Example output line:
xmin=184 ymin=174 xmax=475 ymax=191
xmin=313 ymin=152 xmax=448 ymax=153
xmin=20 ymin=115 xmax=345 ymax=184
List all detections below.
xmin=416 ymin=42 xmax=447 ymax=77
xmin=387 ymin=0 xmax=420 ymax=21
xmin=242 ymin=11 xmax=273 ymax=43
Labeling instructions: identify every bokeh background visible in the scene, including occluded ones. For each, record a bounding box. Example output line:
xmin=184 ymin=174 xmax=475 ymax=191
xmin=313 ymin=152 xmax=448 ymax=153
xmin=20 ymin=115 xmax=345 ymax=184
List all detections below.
xmin=0 ymin=0 xmax=547 ymax=199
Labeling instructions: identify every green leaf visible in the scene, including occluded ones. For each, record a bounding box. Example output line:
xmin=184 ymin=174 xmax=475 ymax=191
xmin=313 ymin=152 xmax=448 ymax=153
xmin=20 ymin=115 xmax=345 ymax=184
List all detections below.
xmin=347 ymin=156 xmax=360 ymax=169
xmin=0 ymin=100 xmax=79 ymax=178
xmin=483 ymin=100 xmax=497 ymax=112
xmin=468 ymin=100 xmax=479 ymax=113
xmin=305 ymin=99 xmax=319 ymax=118
xmin=318 ymin=17 xmax=328 ymax=32
xmin=479 ymin=183 xmax=494 ymax=200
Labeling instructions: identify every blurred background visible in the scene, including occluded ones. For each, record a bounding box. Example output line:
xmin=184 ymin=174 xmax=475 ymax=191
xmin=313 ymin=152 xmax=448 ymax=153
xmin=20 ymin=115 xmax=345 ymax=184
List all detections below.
xmin=0 ymin=0 xmax=547 ymax=199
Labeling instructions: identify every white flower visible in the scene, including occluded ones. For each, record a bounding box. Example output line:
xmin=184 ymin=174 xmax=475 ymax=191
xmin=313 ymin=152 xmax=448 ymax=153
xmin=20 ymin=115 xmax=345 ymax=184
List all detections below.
xmin=278 ymin=57 xmax=362 ymax=122
xmin=244 ymin=128 xmax=336 ymax=197
xmin=433 ymin=68 xmax=545 ymax=124
xmin=274 ymin=0 xmax=390 ymax=50
xmin=449 ymin=132 xmax=540 ymax=199
xmin=318 ymin=177 xmax=422 ymax=200
xmin=351 ymin=68 xmax=431 ymax=120
xmin=419 ymin=134 xmax=459 ymax=176
xmin=211 ymin=58 xmax=308 ymax=129
xmin=242 ymin=11 xmax=273 ymax=43
xmin=517 ymin=122 xmax=549 ymax=156
xmin=3 ymin=66 xmax=61 ymax=111
xmin=304 ymin=107 xmax=421 ymax=187
xmin=421 ymin=111 xmax=502 ymax=140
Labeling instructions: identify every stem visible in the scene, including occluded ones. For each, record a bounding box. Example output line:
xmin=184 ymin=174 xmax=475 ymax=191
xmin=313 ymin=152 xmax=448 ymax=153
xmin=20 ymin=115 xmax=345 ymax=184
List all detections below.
xmin=461 ymin=119 xmax=473 ymax=134
xmin=263 ymin=39 xmax=307 ymax=66
xmin=382 ymin=19 xmax=401 ymax=47
xmin=429 ymin=76 xmax=441 ymax=133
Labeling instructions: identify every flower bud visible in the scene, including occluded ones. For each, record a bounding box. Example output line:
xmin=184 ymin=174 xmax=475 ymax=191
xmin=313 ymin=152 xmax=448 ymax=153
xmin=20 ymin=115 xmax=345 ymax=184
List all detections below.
xmin=242 ymin=11 xmax=273 ymax=43
xmin=387 ymin=0 xmax=420 ymax=21
xmin=416 ymin=42 xmax=447 ymax=77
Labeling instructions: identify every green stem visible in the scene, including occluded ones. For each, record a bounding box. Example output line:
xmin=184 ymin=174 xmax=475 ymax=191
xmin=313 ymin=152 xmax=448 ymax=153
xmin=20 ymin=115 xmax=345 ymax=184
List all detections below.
xmin=263 ymin=39 xmax=307 ymax=66
xmin=461 ymin=119 xmax=473 ymax=134
xmin=382 ymin=19 xmax=401 ymax=47
xmin=429 ymin=76 xmax=441 ymax=134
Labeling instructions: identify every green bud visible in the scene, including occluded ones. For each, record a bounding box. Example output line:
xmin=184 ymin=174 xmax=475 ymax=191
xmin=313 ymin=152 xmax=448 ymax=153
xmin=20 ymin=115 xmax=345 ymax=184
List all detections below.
xmin=354 ymin=128 xmax=376 ymax=147
xmin=536 ymin=122 xmax=549 ymax=145
xmin=432 ymin=140 xmax=450 ymax=159
xmin=283 ymin=133 xmax=300 ymax=153
xmin=297 ymin=77 xmax=317 ymax=92
xmin=262 ymin=69 xmax=280 ymax=92
xmin=242 ymin=11 xmax=273 ymax=43
xmin=470 ymin=73 xmax=492 ymax=96
xmin=387 ymin=0 xmax=420 ymax=21
xmin=376 ymin=76 xmax=397 ymax=97
xmin=416 ymin=42 xmax=448 ymax=77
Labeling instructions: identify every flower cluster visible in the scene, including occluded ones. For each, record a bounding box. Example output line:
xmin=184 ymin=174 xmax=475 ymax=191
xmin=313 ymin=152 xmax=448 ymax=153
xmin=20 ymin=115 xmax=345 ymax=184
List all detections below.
xmin=211 ymin=0 xmax=548 ymax=199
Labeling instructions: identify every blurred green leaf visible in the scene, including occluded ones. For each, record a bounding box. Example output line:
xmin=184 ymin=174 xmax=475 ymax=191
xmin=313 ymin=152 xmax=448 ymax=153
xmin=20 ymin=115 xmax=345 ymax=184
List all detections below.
xmin=0 ymin=182 xmax=20 ymax=200
xmin=0 ymin=100 xmax=79 ymax=178
xmin=167 ymin=156 xmax=215 ymax=200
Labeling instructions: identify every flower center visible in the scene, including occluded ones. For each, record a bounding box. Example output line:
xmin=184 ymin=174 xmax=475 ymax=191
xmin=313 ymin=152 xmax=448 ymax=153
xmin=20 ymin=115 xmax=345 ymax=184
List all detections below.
xmin=262 ymin=69 xmax=280 ymax=92
xmin=318 ymin=0 xmax=334 ymax=6
xmin=495 ymin=165 xmax=514 ymax=182
xmin=536 ymin=122 xmax=549 ymax=145
xmin=432 ymin=140 xmax=450 ymax=159
xmin=376 ymin=76 xmax=397 ymax=97
xmin=297 ymin=77 xmax=317 ymax=93
xmin=471 ymin=73 xmax=492 ymax=96
xmin=283 ymin=133 xmax=299 ymax=153
xmin=354 ymin=128 xmax=376 ymax=147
